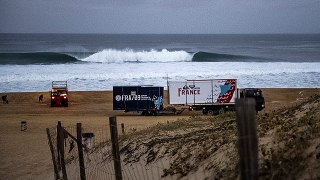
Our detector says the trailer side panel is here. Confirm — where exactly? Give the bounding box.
[168,79,237,105]
[113,86,164,111]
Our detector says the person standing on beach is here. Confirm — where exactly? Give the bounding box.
[38,94,43,103]
[2,95,8,104]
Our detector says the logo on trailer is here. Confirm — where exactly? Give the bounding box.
[115,95,122,101]
[153,96,163,110]
[217,79,236,103]
[178,85,200,96]
[115,94,151,101]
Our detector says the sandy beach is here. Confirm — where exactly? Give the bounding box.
[0,88,319,179]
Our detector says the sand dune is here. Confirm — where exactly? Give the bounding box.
[0,88,319,179]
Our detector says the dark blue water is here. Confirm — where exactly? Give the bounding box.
[1,33,320,64]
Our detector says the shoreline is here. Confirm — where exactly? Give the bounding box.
[1,87,319,93]
[1,88,319,112]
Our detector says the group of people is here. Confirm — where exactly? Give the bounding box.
[1,94,44,104]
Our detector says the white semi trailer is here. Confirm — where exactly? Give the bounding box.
[168,79,265,115]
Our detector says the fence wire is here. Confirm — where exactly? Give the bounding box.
[47,116,240,180]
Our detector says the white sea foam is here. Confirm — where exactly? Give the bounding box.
[1,62,320,92]
[81,49,193,63]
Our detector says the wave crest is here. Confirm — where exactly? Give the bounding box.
[81,49,193,63]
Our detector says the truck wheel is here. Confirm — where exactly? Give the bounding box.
[152,111,157,116]
[208,110,214,116]
[218,108,225,114]
[142,110,151,116]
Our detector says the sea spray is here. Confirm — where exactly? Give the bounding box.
[81,49,193,63]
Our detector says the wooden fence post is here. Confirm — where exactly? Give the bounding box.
[77,123,86,180]
[46,128,60,180]
[121,123,125,135]
[109,116,123,180]
[56,122,61,172]
[57,121,68,180]
[236,98,258,180]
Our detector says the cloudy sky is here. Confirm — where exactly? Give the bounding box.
[0,0,319,34]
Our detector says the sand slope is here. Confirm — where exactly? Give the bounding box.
[0,88,319,179]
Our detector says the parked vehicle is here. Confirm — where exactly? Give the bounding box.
[239,88,265,112]
[168,79,265,115]
[50,81,68,107]
[113,80,265,116]
[113,86,164,115]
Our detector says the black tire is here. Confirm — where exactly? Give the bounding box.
[208,109,214,116]
[142,110,150,116]
[152,111,157,116]
[218,108,225,114]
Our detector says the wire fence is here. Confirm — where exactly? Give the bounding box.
[47,123,173,180]
[46,98,260,180]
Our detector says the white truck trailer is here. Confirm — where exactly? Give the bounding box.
[168,79,265,115]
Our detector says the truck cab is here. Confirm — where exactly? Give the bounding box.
[239,88,265,112]
[50,81,68,107]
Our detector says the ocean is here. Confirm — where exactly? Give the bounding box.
[0,33,319,92]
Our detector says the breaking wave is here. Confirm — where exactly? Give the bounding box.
[0,49,259,65]
[79,49,257,63]
[81,49,192,63]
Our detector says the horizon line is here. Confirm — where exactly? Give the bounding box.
[1,32,320,35]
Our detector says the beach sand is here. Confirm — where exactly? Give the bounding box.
[0,88,319,179]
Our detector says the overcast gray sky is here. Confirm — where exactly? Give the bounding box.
[0,0,319,34]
